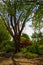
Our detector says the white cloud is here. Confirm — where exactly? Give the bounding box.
[23,20,34,39]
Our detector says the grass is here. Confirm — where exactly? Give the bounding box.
[14,52,39,58]
[23,52,39,58]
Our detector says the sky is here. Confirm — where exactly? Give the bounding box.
[23,19,34,39]
[0,0,2,2]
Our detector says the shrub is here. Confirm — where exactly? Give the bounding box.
[21,48,27,53]
[27,43,39,54]
[27,43,43,55]
[20,34,32,48]
[14,52,38,58]
[14,53,23,58]
[23,52,38,58]
[20,37,26,43]
[20,38,31,47]
[14,54,21,58]
[38,45,43,55]
[0,40,15,52]
[23,39,31,46]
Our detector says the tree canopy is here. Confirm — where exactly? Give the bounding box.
[0,0,37,37]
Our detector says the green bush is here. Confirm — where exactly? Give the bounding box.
[14,54,21,58]
[23,52,38,58]
[14,52,38,58]
[27,43,39,54]
[21,48,27,53]
[27,43,43,55]
[38,45,43,55]
[20,37,26,43]
[0,40,15,52]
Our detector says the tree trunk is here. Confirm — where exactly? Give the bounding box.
[11,53,20,65]
[11,35,21,65]
[13,35,20,53]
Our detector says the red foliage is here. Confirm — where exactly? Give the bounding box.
[20,39,31,47]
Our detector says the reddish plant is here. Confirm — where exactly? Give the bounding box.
[20,39,32,47]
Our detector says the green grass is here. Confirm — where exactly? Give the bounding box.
[14,53,23,58]
[14,52,39,58]
[23,52,39,58]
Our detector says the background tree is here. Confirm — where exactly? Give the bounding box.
[31,4,43,43]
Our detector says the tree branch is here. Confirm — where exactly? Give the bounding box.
[2,0,6,3]
[19,17,27,35]
[20,16,32,35]
[17,11,23,33]
[10,15,15,32]
[14,4,17,35]
[2,17,14,37]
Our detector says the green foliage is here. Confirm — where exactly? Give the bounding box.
[20,37,31,47]
[20,34,31,47]
[38,45,43,55]
[0,40,14,52]
[32,32,43,43]
[21,48,27,53]
[20,37,26,43]
[14,52,38,58]
[14,54,21,58]
[27,43,39,54]
[0,0,34,20]
[14,53,23,58]
[0,19,11,43]
[27,43,43,55]
[14,51,38,58]
[20,34,30,43]
[31,4,43,43]
[23,52,38,58]
[22,33,30,40]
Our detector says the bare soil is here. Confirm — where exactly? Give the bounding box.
[0,56,43,65]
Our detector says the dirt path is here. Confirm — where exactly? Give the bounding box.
[0,56,43,65]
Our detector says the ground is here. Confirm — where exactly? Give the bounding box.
[0,56,43,65]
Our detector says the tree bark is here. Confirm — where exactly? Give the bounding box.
[13,35,21,53]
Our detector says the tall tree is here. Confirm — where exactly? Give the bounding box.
[0,0,39,53]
